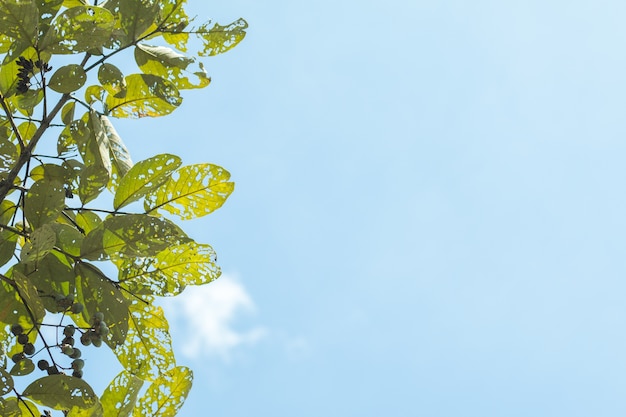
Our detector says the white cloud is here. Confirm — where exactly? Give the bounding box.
[160,274,266,360]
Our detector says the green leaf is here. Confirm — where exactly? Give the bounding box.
[197,18,248,56]
[20,224,56,263]
[61,101,76,125]
[133,366,192,416]
[29,162,72,183]
[114,154,181,210]
[49,222,83,257]
[67,400,104,417]
[77,163,109,204]
[0,397,21,417]
[40,6,115,54]
[16,397,40,416]
[15,254,75,314]
[105,73,182,118]
[100,370,144,417]
[0,365,13,395]
[102,0,160,44]
[114,298,175,381]
[144,163,234,220]
[101,115,133,187]
[48,64,87,93]
[0,0,38,45]
[121,242,220,296]
[74,210,102,235]
[0,201,17,267]
[135,43,210,90]
[98,63,126,96]
[0,279,25,326]
[0,135,18,178]
[12,270,45,323]
[24,179,65,228]
[23,375,97,410]
[9,357,34,376]
[35,0,64,34]
[75,262,129,347]
[81,214,189,261]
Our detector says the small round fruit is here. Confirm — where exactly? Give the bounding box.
[72,370,83,379]
[80,332,91,346]
[70,303,83,314]
[97,322,109,336]
[11,353,24,363]
[69,348,81,359]
[23,343,35,355]
[62,336,75,346]
[93,312,104,323]
[17,333,29,345]
[10,324,23,335]
[61,344,74,356]
[37,359,49,370]
[63,325,76,337]
[91,336,102,348]
[47,366,60,375]
[71,359,84,371]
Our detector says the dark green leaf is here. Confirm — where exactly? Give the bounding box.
[23,375,97,410]
[48,64,87,93]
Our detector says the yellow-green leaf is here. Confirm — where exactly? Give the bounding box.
[40,6,115,54]
[101,115,133,187]
[197,18,248,56]
[23,375,97,411]
[144,163,234,220]
[98,63,126,96]
[67,400,104,417]
[135,43,210,90]
[0,201,17,267]
[105,73,181,118]
[100,370,144,417]
[20,224,56,263]
[24,179,65,228]
[48,64,86,93]
[81,214,189,261]
[0,135,18,178]
[12,270,45,323]
[121,242,220,296]
[75,262,129,347]
[103,0,160,44]
[114,154,181,210]
[133,366,192,417]
[0,366,13,395]
[114,298,175,381]
[0,0,38,45]
[61,101,76,125]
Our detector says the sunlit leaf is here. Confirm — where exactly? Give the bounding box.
[24,179,65,228]
[114,154,181,210]
[197,18,248,56]
[12,270,45,323]
[0,200,17,267]
[135,43,210,90]
[100,370,144,417]
[61,101,76,125]
[0,366,13,395]
[121,242,220,296]
[98,63,126,96]
[20,223,56,263]
[114,298,175,381]
[0,136,18,178]
[103,0,160,45]
[0,0,38,45]
[23,375,97,410]
[81,214,189,261]
[101,115,133,187]
[144,163,234,220]
[105,74,182,118]
[67,399,104,417]
[133,366,192,416]
[40,6,115,54]
[75,262,129,347]
[48,64,87,93]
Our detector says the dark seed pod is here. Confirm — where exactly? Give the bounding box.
[23,343,35,355]
[11,324,23,335]
[17,333,29,345]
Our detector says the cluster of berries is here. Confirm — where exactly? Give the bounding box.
[79,312,109,348]
[15,56,52,94]
[9,324,35,363]
[8,312,108,380]
[53,293,84,315]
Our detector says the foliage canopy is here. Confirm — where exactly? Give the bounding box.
[0,0,246,415]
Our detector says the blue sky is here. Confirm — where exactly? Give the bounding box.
[80,0,626,416]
